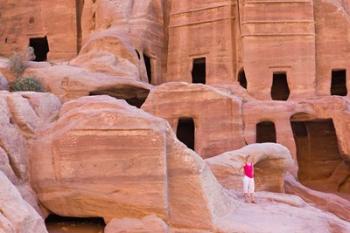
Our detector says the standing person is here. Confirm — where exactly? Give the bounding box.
[242,155,256,203]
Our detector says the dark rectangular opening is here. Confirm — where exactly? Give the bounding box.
[291,121,308,137]
[89,87,150,108]
[176,118,195,150]
[256,121,276,143]
[291,118,350,194]
[271,72,290,100]
[29,37,49,61]
[46,214,105,233]
[75,0,84,53]
[331,70,347,96]
[143,54,152,84]
[192,57,206,84]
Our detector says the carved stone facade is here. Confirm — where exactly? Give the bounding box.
[0,0,79,60]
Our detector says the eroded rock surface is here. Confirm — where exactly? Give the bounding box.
[207,143,293,193]
[0,91,60,232]
[142,82,245,158]
[285,173,350,221]
[0,75,8,91]
[105,215,168,233]
[30,96,234,231]
[25,63,152,103]
[218,191,350,233]
[0,171,47,233]
[29,96,350,233]
[1,1,350,232]
[243,97,350,195]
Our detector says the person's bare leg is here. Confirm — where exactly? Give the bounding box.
[244,193,250,203]
[250,178,256,203]
[250,193,256,203]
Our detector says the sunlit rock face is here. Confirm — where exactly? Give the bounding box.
[242,97,350,196]
[29,96,235,231]
[45,215,105,233]
[0,0,78,60]
[142,82,245,158]
[207,143,293,193]
[1,0,350,232]
[0,171,48,233]
[0,91,60,233]
[27,96,350,233]
[0,0,166,83]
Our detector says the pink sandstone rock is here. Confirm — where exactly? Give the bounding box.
[0,91,60,222]
[81,0,166,84]
[285,173,350,221]
[241,0,316,100]
[16,183,48,219]
[0,171,47,233]
[0,147,17,184]
[0,0,350,98]
[1,1,350,232]
[70,29,142,80]
[206,143,293,193]
[0,0,80,60]
[217,190,350,233]
[166,0,236,85]
[142,82,245,158]
[28,96,350,232]
[29,95,234,231]
[0,0,166,83]
[0,214,14,233]
[242,96,350,194]
[24,63,152,103]
[315,0,350,96]
[68,0,166,85]
[105,215,168,233]
[0,92,32,180]
[0,92,60,178]
[0,75,8,91]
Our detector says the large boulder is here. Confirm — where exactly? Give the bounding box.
[0,91,61,181]
[0,91,61,223]
[70,29,141,79]
[0,91,60,181]
[81,0,166,84]
[207,143,293,192]
[29,95,234,231]
[26,64,152,103]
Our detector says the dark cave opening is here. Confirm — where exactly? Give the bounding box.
[45,214,105,233]
[29,37,49,61]
[238,68,247,89]
[331,69,347,96]
[192,57,206,84]
[291,117,350,194]
[176,117,195,150]
[89,87,150,108]
[75,0,84,53]
[271,72,290,101]
[143,53,152,84]
[256,121,276,143]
